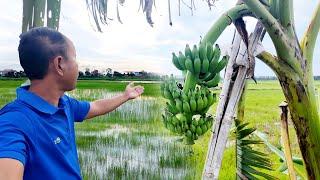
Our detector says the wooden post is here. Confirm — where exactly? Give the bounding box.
[202,22,265,179]
[279,101,296,180]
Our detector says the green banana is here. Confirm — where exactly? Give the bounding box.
[185,44,192,59]
[172,90,180,98]
[207,92,214,106]
[178,51,187,70]
[171,116,179,125]
[172,52,183,70]
[196,96,204,112]
[201,124,208,134]
[167,123,174,132]
[211,44,221,63]
[166,102,178,114]
[175,99,183,112]
[169,99,176,107]
[186,130,193,139]
[193,57,201,75]
[185,56,194,73]
[182,124,187,132]
[199,43,207,60]
[181,92,189,102]
[192,45,199,60]
[196,126,202,136]
[190,124,196,133]
[187,90,192,98]
[198,118,205,125]
[200,72,215,82]
[206,43,214,60]
[209,54,219,73]
[201,57,210,74]
[192,119,198,126]
[176,125,182,134]
[164,89,173,100]
[182,101,191,113]
[202,95,208,109]
[206,73,220,88]
[190,97,197,112]
[176,113,187,123]
[213,55,229,74]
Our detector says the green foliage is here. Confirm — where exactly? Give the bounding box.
[255,131,307,179]
[235,119,276,180]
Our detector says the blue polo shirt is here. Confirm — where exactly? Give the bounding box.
[0,86,90,179]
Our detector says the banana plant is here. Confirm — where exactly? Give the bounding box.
[22,0,61,32]
[195,1,320,178]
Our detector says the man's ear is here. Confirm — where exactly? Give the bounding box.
[52,56,65,76]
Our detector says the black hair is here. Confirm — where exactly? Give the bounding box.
[18,27,68,80]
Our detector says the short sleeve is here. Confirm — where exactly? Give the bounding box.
[0,112,28,166]
[67,96,90,122]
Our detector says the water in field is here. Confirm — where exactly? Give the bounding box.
[0,80,304,179]
[70,89,198,180]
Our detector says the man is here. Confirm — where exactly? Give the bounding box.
[0,27,144,179]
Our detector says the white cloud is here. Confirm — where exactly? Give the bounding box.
[0,0,319,77]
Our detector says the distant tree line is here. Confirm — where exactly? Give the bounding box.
[3,69,320,81]
[0,69,26,78]
[0,68,162,81]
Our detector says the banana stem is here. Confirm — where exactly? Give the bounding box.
[183,71,197,94]
[202,4,251,44]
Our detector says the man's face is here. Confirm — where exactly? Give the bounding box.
[60,39,79,91]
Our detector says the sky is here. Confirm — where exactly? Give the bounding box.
[0,0,319,76]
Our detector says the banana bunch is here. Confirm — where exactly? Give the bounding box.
[162,112,214,144]
[186,114,214,142]
[162,113,188,135]
[161,79,216,115]
[184,86,216,115]
[172,43,229,88]
[162,42,227,145]
[160,76,183,115]
[161,76,217,144]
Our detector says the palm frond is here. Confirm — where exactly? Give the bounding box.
[85,0,111,32]
[235,119,276,180]
[84,0,218,31]
[255,131,307,179]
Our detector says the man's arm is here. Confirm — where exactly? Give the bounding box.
[85,82,144,119]
[0,158,24,180]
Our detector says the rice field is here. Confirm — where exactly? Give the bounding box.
[69,89,198,179]
[1,79,320,179]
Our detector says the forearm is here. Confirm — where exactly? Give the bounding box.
[87,93,129,119]
[85,82,144,120]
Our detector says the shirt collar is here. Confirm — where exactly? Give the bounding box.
[16,85,67,115]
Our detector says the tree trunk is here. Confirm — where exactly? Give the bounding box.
[278,75,320,179]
